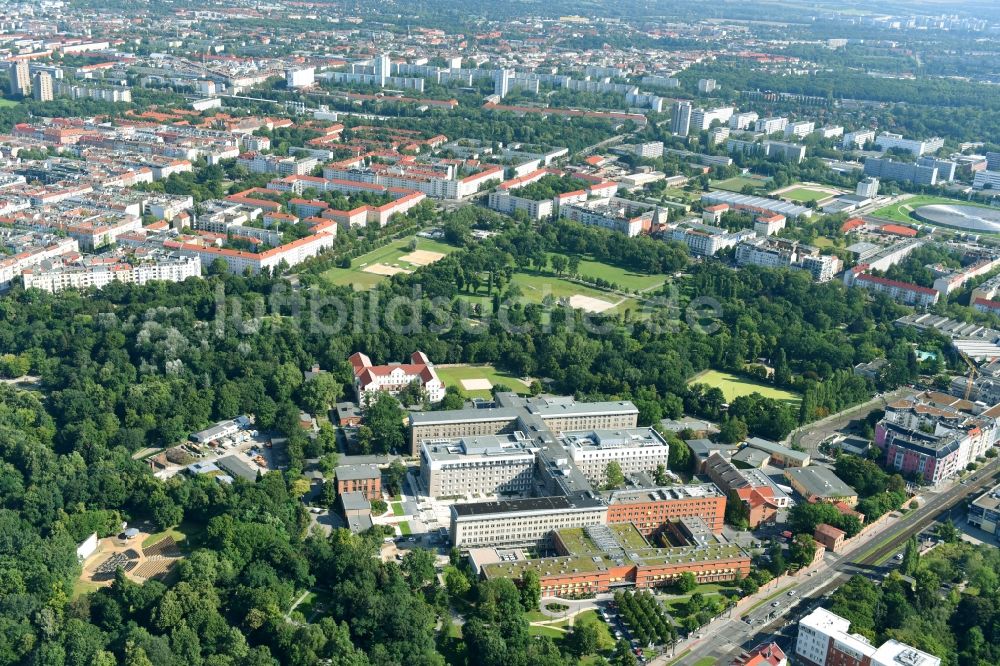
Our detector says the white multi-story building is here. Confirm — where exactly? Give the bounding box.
[0,231,80,290]
[561,197,658,237]
[671,221,754,256]
[349,351,446,404]
[856,177,879,199]
[420,433,538,498]
[563,428,670,486]
[801,254,841,283]
[875,132,945,156]
[729,111,759,130]
[973,170,1000,190]
[691,106,735,131]
[450,496,608,548]
[697,78,717,93]
[22,251,201,293]
[796,608,941,666]
[784,121,815,138]
[487,191,554,220]
[736,237,797,270]
[285,67,315,88]
[842,129,876,150]
[755,117,788,135]
[33,71,53,101]
[671,101,692,136]
[8,60,30,96]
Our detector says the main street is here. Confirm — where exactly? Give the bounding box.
[662,459,1000,665]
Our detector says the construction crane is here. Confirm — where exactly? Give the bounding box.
[959,350,979,401]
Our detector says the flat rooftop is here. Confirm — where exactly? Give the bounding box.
[335,463,380,481]
[745,437,811,463]
[784,466,857,499]
[971,482,1000,512]
[422,432,536,462]
[452,495,577,518]
[562,427,668,451]
[605,484,723,505]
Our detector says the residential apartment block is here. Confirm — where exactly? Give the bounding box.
[875,132,944,157]
[561,196,660,237]
[876,391,1000,484]
[671,221,754,256]
[21,250,200,293]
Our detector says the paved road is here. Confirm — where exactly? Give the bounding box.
[666,459,1000,665]
[787,387,912,459]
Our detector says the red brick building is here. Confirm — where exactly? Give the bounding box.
[335,464,381,499]
[813,523,845,552]
[605,484,727,536]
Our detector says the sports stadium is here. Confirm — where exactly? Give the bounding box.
[913,204,1000,233]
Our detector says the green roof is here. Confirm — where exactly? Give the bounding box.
[481,525,747,580]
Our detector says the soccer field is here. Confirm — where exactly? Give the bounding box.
[711,175,772,193]
[434,364,531,399]
[688,369,801,407]
[782,187,833,202]
[320,236,457,289]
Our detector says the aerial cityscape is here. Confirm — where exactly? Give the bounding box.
[3,0,1000,664]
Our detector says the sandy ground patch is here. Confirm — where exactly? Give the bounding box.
[400,250,446,266]
[568,294,616,312]
[461,378,493,391]
[362,263,412,276]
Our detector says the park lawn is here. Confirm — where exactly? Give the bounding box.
[688,369,801,407]
[574,610,615,651]
[398,521,412,535]
[297,589,333,621]
[320,236,457,289]
[0,98,19,108]
[711,175,772,193]
[391,502,404,516]
[72,578,104,600]
[435,363,531,399]
[571,255,667,292]
[663,187,699,203]
[528,624,566,638]
[871,195,996,225]
[781,186,835,202]
[524,609,550,622]
[812,236,834,248]
[142,520,204,552]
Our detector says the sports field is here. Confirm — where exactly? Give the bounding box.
[872,195,996,225]
[435,363,531,399]
[781,187,834,202]
[320,236,456,289]
[509,271,628,312]
[0,99,19,108]
[711,175,772,193]
[687,369,801,407]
